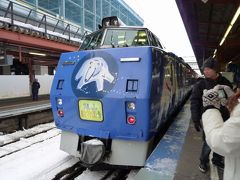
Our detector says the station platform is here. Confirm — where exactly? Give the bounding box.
[0,95,51,118]
[134,101,222,180]
[0,95,50,109]
[0,95,52,133]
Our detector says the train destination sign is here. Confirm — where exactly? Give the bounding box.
[79,100,103,121]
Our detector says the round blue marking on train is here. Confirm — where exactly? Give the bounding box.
[72,51,118,98]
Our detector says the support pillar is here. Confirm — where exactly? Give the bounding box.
[28,58,35,97]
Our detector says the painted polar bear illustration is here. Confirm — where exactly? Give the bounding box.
[75,57,114,91]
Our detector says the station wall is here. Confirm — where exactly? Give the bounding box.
[0,75,53,99]
[36,75,54,95]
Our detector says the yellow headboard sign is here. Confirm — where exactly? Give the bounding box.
[79,100,103,121]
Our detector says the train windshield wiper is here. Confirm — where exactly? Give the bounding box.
[111,42,115,48]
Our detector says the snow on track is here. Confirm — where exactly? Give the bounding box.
[0,135,79,180]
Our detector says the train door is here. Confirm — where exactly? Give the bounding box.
[179,63,184,101]
[175,61,181,105]
[183,65,188,94]
[161,55,173,118]
[150,48,164,130]
[170,60,177,109]
[148,31,173,128]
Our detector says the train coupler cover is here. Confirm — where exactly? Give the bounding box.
[79,139,105,165]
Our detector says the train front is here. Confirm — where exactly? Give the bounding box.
[50,18,154,167]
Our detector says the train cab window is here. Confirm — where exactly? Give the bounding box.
[103,29,149,48]
[148,32,158,47]
[154,36,163,49]
[179,64,183,87]
[80,35,91,50]
[148,32,163,49]
[133,30,148,46]
[80,30,103,50]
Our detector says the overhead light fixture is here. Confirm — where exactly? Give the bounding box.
[212,49,217,58]
[29,52,46,56]
[201,0,208,3]
[219,5,240,46]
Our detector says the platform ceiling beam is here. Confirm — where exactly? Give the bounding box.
[0,29,78,52]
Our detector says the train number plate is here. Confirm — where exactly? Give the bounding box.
[78,100,103,121]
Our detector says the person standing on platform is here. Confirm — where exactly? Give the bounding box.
[32,79,40,101]
[202,85,240,180]
[190,57,233,173]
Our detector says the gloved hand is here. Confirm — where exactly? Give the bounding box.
[194,121,202,132]
[214,85,234,97]
[202,88,221,109]
[213,85,234,106]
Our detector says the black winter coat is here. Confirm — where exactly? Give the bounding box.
[190,74,232,124]
[32,81,40,93]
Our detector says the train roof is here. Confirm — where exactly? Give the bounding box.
[101,25,148,30]
[85,26,151,36]
[80,24,164,50]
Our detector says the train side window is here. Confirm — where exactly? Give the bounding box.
[153,37,159,48]
[170,63,174,83]
[148,32,154,46]
[179,64,183,87]
[176,62,179,81]
[182,65,187,86]
[80,30,103,50]
[79,35,92,50]
[154,35,163,49]
[148,32,158,47]
[152,34,160,48]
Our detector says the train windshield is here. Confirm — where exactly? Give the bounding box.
[80,30,104,50]
[103,29,149,48]
[80,29,149,50]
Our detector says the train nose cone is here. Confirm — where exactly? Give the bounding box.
[79,139,105,166]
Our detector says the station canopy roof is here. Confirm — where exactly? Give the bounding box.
[175,0,240,71]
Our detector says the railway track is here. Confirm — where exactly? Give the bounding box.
[0,122,59,158]
[0,122,140,179]
[0,122,56,146]
[100,169,131,180]
[52,162,87,180]
[52,163,139,180]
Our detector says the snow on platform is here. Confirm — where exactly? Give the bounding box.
[134,103,191,180]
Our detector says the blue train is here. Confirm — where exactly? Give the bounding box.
[50,16,197,167]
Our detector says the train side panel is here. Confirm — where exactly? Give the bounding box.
[150,48,169,131]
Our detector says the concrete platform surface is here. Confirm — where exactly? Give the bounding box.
[134,101,223,180]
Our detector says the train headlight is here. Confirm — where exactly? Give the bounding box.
[101,16,124,28]
[127,102,135,110]
[57,98,63,105]
[127,116,136,125]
